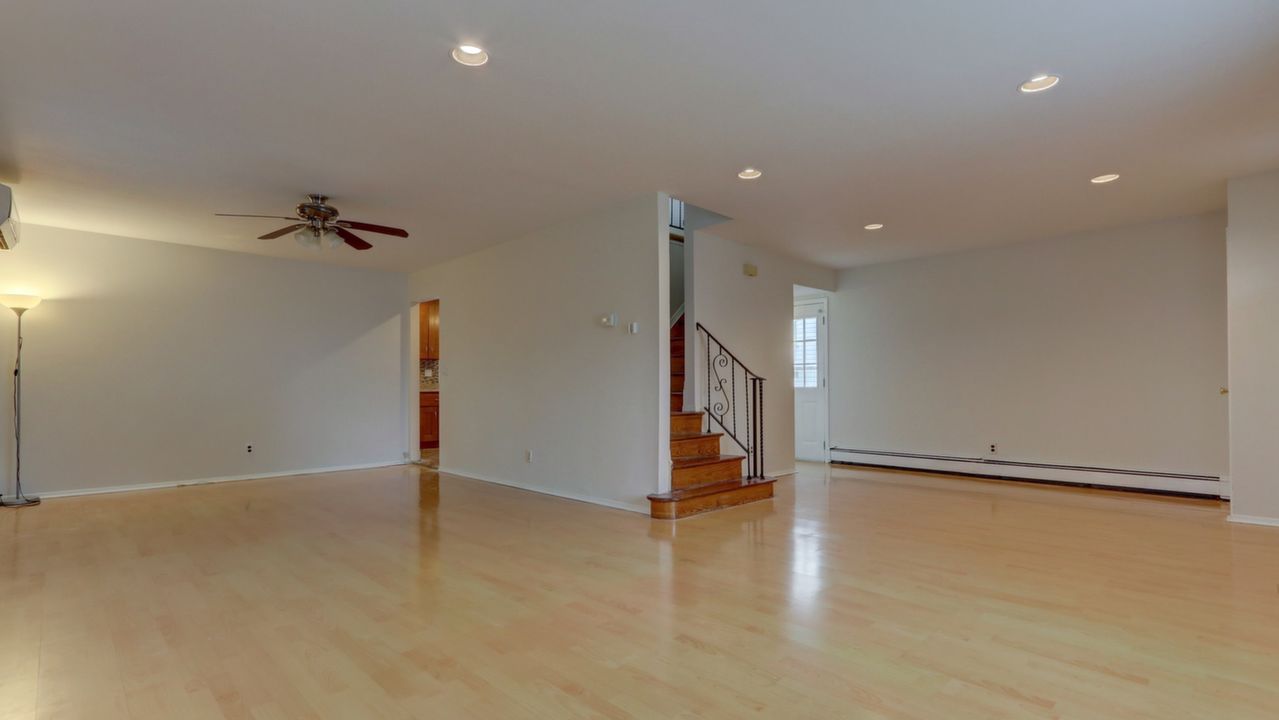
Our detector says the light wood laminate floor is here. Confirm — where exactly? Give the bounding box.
[2,463,1277,719]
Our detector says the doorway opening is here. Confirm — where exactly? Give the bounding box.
[794,295,829,462]
[418,299,440,469]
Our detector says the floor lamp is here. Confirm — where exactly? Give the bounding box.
[1,294,41,507]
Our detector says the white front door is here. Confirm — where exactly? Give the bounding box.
[794,298,829,462]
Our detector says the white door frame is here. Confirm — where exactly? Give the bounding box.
[407,297,441,465]
[407,301,424,464]
[794,296,830,462]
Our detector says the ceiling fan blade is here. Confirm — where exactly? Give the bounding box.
[336,220,409,238]
[334,226,373,250]
[216,213,300,220]
[258,223,306,240]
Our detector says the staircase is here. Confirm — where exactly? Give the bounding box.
[647,316,775,519]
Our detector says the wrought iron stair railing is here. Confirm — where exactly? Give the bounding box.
[695,323,765,479]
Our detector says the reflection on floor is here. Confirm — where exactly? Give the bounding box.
[3,462,1275,718]
[418,447,439,469]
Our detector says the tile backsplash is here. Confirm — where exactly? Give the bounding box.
[420,359,439,390]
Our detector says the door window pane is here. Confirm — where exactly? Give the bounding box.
[793,315,819,388]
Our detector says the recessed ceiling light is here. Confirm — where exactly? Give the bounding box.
[1018,74,1061,93]
[452,44,489,67]
[864,223,884,230]
[1090,173,1121,184]
[737,168,762,180]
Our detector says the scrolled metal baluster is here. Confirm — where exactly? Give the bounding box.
[694,323,767,479]
[708,336,716,430]
[746,378,757,478]
[709,347,731,422]
[752,381,762,480]
[730,356,737,441]
[746,376,753,478]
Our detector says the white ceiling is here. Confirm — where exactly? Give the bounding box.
[2,1,1278,272]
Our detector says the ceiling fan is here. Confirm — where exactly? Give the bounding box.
[216,194,408,251]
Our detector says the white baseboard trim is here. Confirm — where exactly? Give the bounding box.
[831,448,1223,497]
[1227,514,1279,528]
[767,468,798,479]
[33,461,406,500]
[436,466,649,515]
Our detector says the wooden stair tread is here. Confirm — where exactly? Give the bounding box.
[673,454,743,469]
[671,432,722,441]
[671,411,704,417]
[648,476,775,502]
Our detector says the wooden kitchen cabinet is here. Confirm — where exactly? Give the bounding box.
[419,300,440,360]
[419,392,439,448]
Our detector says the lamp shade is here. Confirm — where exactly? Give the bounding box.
[0,294,41,313]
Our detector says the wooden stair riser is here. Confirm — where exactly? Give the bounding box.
[670,393,684,411]
[671,373,685,393]
[649,481,775,520]
[670,413,704,434]
[671,435,721,459]
[673,457,743,489]
[670,357,685,374]
[671,338,685,356]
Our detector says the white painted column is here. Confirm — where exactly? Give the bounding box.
[1226,169,1279,526]
[683,229,699,413]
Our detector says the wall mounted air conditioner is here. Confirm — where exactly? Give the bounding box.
[0,184,19,249]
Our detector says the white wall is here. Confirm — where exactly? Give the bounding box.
[408,194,668,512]
[826,214,1229,491]
[670,239,685,317]
[0,225,409,497]
[1226,170,1279,524]
[690,231,837,477]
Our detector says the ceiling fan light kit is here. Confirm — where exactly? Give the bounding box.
[215,194,408,251]
[294,227,344,250]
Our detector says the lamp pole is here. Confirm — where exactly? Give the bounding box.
[2,296,41,507]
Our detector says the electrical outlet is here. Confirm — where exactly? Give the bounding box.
[246,444,254,453]
[525,449,533,463]
[989,443,998,454]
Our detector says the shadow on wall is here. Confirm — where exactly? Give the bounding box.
[0,225,412,495]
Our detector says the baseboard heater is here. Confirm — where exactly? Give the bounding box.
[830,447,1225,498]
